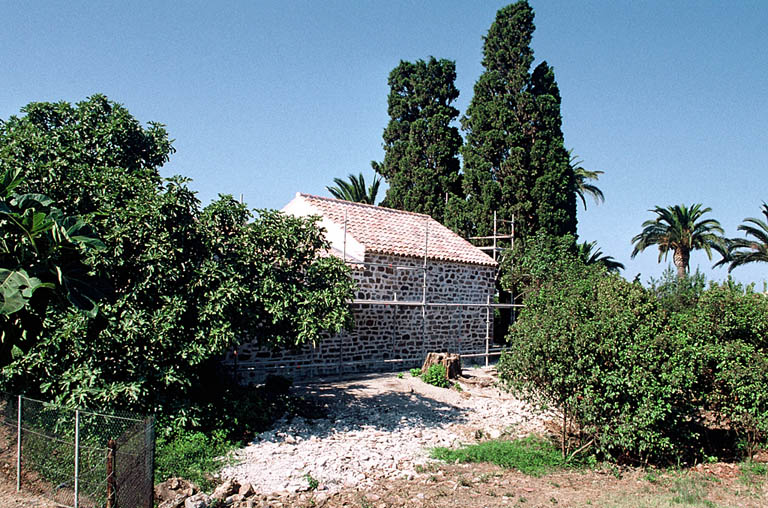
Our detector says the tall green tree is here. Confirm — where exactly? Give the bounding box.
[569,150,605,210]
[326,172,381,204]
[631,204,724,279]
[371,57,463,224]
[460,0,577,241]
[0,96,354,423]
[717,203,768,272]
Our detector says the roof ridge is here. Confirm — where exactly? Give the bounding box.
[298,193,433,219]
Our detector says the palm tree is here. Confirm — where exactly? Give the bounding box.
[569,150,605,210]
[326,173,381,205]
[577,241,624,272]
[717,203,768,272]
[631,204,724,279]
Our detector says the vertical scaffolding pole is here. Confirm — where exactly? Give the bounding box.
[492,211,497,262]
[340,210,348,376]
[511,214,515,322]
[485,295,491,367]
[342,209,348,263]
[422,221,429,358]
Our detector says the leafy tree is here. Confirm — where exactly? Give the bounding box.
[326,172,381,204]
[576,241,623,272]
[631,204,724,279]
[0,96,355,425]
[498,244,702,462]
[371,57,462,224]
[0,168,105,363]
[569,150,604,210]
[716,203,768,272]
[0,95,172,217]
[460,0,577,241]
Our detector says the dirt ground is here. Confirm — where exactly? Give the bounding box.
[269,460,768,508]
[0,473,58,507]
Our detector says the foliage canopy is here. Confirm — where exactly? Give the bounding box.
[459,0,577,241]
[0,95,354,426]
[499,238,768,463]
[372,57,463,225]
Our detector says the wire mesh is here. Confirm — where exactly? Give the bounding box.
[0,391,154,508]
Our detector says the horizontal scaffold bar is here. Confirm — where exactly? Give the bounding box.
[349,299,523,308]
[468,235,514,240]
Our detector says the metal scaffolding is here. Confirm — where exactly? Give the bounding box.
[340,210,520,368]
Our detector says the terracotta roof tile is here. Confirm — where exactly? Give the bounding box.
[295,194,496,267]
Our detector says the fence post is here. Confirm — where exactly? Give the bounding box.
[74,409,80,508]
[106,439,116,508]
[145,418,155,508]
[16,395,21,492]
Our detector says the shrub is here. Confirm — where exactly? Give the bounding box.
[709,342,768,458]
[499,243,703,463]
[410,368,422,377]
[499,240,768,465]
[648,267,707,313]
[421,364,449,388]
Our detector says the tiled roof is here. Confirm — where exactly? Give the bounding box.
[293,193,496,267]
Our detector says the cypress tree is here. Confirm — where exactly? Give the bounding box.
[372,57,463,224]
[460,1,576,242]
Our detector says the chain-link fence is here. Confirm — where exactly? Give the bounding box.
[0,392,154,508]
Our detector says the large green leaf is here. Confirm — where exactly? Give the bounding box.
[0,268,47,315]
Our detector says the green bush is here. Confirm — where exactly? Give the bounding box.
[499,239,768,464]
[410,368,422,377]
[648,266,707,313]
[499,236,703,463]
[421,364,449,388]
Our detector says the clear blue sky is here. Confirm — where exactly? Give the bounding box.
[3,1,767,286]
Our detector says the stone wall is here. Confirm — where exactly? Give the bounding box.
[223,253,496,383]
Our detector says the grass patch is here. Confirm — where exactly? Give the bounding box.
[739,460,768,486]
[155,429,238,490]
[430,435,566,476]
[669,475,716,506]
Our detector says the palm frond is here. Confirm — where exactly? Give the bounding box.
[326,173,381,204]
[578,241,624,272]
[569,149,605,210]
[723,203,768,272]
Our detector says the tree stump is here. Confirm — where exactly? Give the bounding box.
[421,352,462,380]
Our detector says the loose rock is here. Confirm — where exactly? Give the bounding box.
[222,367,548,494]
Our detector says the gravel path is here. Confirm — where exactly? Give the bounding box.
[222,367,548,494]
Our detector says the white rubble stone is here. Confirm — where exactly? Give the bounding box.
[221,368,549,494]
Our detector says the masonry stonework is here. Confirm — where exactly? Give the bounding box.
[223,253,496,383]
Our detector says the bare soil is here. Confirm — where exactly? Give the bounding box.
[280,461,768,508]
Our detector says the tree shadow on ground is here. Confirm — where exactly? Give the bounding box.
[255,374,472,442]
